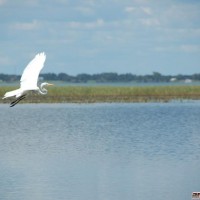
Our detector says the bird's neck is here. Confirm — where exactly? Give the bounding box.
[38,83,47,95]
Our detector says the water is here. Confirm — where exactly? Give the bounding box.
[0,103,200,200]
[2,80,200,87]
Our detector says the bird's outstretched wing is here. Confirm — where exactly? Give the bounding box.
[20,52,46,90]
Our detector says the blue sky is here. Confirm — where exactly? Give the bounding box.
[0,0,200,75]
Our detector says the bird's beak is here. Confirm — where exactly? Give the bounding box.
[47,83,54,86]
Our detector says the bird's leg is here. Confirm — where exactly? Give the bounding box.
[10,95,26,107]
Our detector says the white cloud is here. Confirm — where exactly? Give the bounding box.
[154,46,178,53]
[154,44,200,53]
[125,6,153,15]
[10,20,40,31]
[0,0,6,6]
[67,19,104,29]
[91,30,128,46]
[180,44,200,53]
[141,7,152,15]
[56,0,69,5]
[124,6,136,13]
[83,0,96,6]
[140,18,160,26]
[162,4,200,27]
[19,0,39,6]
[134,0,148,3]
[75,6,95,15]
[155,27,200,43]
[187,28,200,38]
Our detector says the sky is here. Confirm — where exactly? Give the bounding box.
[0,0,200,75]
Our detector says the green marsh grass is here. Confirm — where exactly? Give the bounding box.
[1,85,200,104]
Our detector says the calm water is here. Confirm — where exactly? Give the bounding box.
[0,103,200,200]
[2,80,200,87]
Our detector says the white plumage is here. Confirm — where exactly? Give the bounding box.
[2,52,53,107]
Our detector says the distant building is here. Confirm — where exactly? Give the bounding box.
[170,77,177,82]
[184,79,192,83]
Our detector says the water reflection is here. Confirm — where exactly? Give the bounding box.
[0,103,200,200]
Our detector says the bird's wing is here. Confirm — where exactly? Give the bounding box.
[20,52,46,90]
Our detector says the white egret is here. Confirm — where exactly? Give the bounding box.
[2,52,53,107]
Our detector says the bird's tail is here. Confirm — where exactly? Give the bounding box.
[2,89,22,99]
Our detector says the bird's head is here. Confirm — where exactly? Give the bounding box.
[41,82,54,88]
[38,82,54,95]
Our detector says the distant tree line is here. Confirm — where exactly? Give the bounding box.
[0,72,200,83]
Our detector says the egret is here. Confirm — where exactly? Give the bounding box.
[2,52,53,107]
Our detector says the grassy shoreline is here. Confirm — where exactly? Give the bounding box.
[1,85,200,104]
